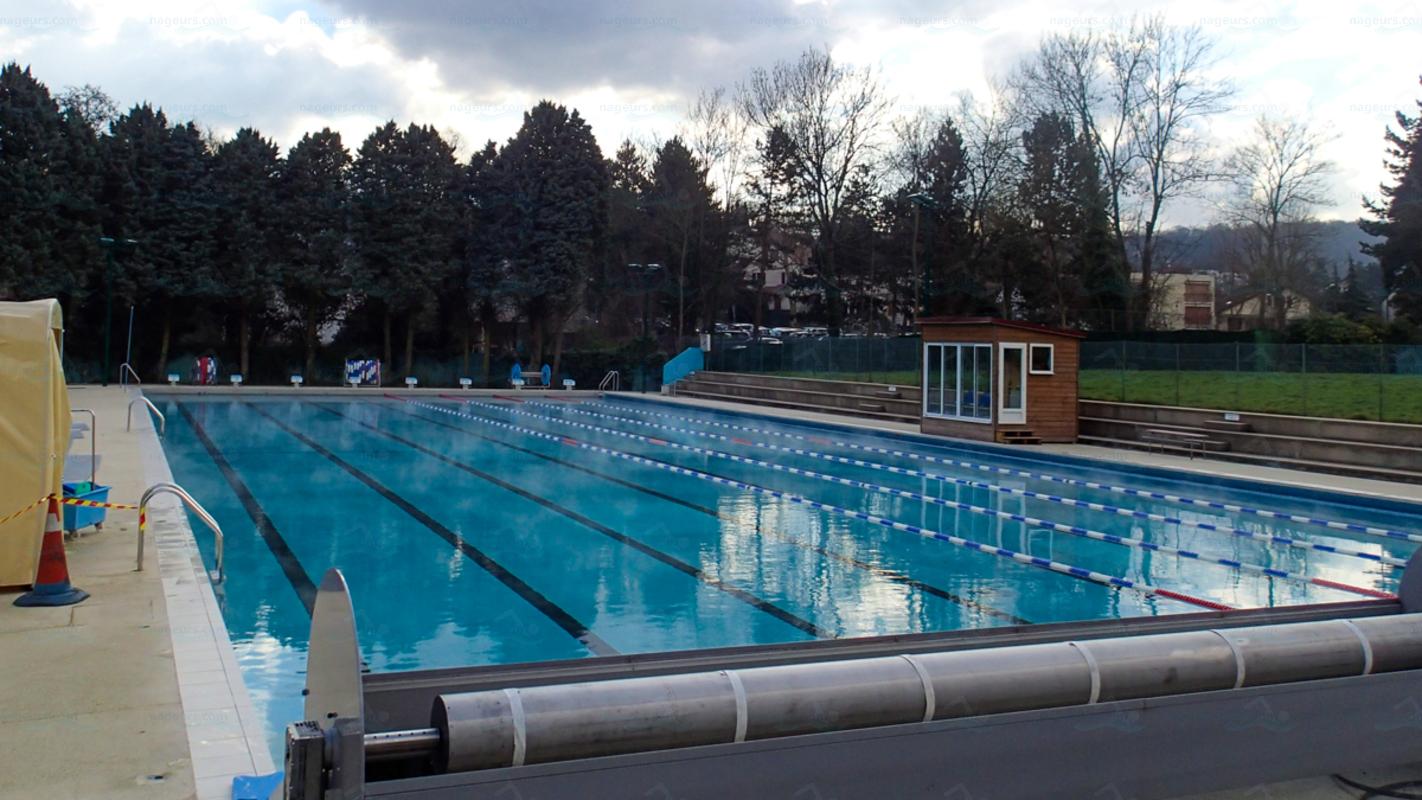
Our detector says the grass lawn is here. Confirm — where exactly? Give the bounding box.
[765,368,1422,424]
[1079,370,1422,424]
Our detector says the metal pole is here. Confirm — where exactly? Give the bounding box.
[102,248,114,386]
[1301,344,1308,417]
[1119,341,1127,402]
[1175,343,1181,406]
[125,305,135,369]
[1379,343,1386,421]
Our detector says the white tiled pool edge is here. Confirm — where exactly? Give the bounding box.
[137,412,276,798]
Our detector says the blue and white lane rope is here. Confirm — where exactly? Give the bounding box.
[522,400,1407,569]
[394,396,1231,611]
[453,398,1393,601]
[588,398,1422,546]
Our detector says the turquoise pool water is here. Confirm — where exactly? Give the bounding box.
[155,394,1419,758]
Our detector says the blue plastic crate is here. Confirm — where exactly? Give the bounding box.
[62,482,110,533]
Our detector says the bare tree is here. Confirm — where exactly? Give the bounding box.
[56,84,117,131]
[1225,116,1336,329]
[740,46,891,334]
[1127,17,1232,326]
[1012,16,1230,328]
[686,86,748,209]
[955,86,1025,315]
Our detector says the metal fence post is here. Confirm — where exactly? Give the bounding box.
[1234,342,1241,410]
[1379,343,1386,422]
[1174,343,1181,407]
[1119,341,1127,402]
[1301,343,1308,417]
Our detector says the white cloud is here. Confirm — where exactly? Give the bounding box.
[0,0,1417,226]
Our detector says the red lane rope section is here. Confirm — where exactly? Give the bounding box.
[1155,589,1234,611]
[1311,578,1395,599]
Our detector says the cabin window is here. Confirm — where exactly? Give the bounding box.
[923,343,992,422]
[1029,344,1054,375]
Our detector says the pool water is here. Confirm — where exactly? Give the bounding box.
[155,394,1419,758]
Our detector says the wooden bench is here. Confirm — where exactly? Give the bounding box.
[1141,428,1214,458]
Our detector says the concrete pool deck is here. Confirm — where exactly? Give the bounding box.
[0,386,271,800]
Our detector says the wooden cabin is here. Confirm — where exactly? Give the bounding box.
[917,317,1084,444]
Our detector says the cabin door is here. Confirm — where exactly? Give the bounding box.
[999,343,1027,425]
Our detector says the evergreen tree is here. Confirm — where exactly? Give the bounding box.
[278,128,351,378]
[646,136,716,339]
[1362,77,1422,321]
[462,140,502,384]
[486,101,607,372]
[743,125,801,332]
[351,122,461,374]
[1018,112,1084,326]
[599,140,651,337]
[212,127,281,376]
[104,107,216,374]
[0,64,101,301]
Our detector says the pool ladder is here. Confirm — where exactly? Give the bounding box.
[136,482,225,584]
[127,395,166,437]
[598,370,621,391]
[118,361,142,389]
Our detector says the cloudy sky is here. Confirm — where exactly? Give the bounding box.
[2,0,1418,226]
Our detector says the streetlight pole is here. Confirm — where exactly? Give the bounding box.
[98,236,138,385]
[907,192,939,320]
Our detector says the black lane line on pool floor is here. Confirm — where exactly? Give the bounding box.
[177,402,319,615]
[241,402,619,657]
[311,402,829,640]
[374,401,1031,627]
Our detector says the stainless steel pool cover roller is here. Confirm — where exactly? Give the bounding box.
[426,614,1422,773]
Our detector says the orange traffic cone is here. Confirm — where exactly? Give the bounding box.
[14,497,89,607]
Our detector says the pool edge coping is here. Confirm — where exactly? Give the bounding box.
[136,400,277,787]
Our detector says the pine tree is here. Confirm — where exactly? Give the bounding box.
[598,140,651,337]
[646,136,716,339]
[350,122,460,374]
[743,125,801,332]
[1362,77,1422,322]
[0,64,101,301]
[487,101,608,372]
[462,140,503,384]
[104,106,216,374]
[212,128,280,376]
[278,128,351,378]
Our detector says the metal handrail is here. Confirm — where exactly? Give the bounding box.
[127,395,166,437]
[70,408,97,485]
[137,482,224,584]
[119,362,141,389]
[598,370,620,391]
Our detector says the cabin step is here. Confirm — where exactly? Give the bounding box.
[997,430,1042,445]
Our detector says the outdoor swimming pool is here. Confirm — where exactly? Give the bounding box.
[155,393,1419,758]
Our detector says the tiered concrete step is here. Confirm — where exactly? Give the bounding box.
[1080,400,1422,482]
[673,372,920,424]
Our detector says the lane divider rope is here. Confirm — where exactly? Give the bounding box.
[462,398,1393,600]
[527,399,1406,568]
[399,396,1232,611]
[589,398,1422,545]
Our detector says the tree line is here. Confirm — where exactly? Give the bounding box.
[2,15,1420,384]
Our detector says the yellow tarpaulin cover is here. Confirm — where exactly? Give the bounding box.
[0,299,69,588]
